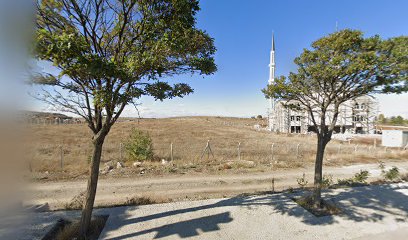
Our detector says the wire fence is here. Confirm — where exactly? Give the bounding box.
[28,138,408,172]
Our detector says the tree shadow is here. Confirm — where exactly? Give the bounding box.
[107,212,233,239]
[99,183,408,239]
[287,183,408,225]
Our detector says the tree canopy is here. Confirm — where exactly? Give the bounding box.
[34,0,216,133]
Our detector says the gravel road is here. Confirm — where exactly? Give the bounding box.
[25,161,408,210]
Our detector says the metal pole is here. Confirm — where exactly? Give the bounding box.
[170,142,174,162]
[119,143,123,161]
[238,142,241,160]
[271,143,275,160]
[296,143,300,158]
[272,177,275,193]
[60,145,64,169]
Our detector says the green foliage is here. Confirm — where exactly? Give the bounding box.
[34,0,217,131]
[378,115,408,126]
[321,174,334,188]
[353,170,370,183]
[124,128,153,161]
[337,170,370,186]
[296,173,308,189]
[383,166,400,181]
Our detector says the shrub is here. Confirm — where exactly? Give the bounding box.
[353,170,370,183]
[124,128,153,161]
[297,173,308,189]
[384,166,400,181]
[336,169,370,186]
[321,174,334,188]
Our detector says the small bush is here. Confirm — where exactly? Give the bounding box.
[321,174,333,188]
[124,128,153,161]
[336,169,369,186]
[297,173,308,189]
[384,166,400,181]
[353,170,370,183]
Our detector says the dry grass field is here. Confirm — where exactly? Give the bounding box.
[26,117,408,180]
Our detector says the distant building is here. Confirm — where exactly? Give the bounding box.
[266,34,378,134]
[382,130,408,148]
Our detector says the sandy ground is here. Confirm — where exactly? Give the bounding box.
[8,183,408,240]
[25,161,408,210]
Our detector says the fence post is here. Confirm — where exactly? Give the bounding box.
[60,145,64,169]
[237,142,241,161]
[374,138,377,148]
[337,145,341,155]
[170,142,174,162]
[296,143,300,158]
[271,143,275,160]
[272,177,275,193]
[354,145,358,153]
[119,143,123,161]
[200,140,214,160]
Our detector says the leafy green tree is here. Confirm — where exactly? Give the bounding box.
[390,115,405,125]
[34,0,216,237]
[377,114,386,124]
[263,30,407,207]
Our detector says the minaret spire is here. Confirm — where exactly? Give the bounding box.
[268,32,276,131]
[268,32,275,85]
[271,32,275,51]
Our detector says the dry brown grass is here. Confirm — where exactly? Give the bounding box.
[125,195,171,206]
[26,117,408,180]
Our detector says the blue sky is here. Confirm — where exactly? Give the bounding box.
[33,0,408,118]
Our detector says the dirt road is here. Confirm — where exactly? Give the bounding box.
[26,161,408,210]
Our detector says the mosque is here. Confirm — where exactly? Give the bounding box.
[266,34,378,134]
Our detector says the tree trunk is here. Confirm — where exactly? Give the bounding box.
[313,135,328,208]
[79,135,105,238]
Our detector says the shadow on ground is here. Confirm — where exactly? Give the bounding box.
[99,183,408,239]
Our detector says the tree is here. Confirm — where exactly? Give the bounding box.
[390,116,404,125]
[378,114,386,124]
[263,30,407,207]
[34,0,216,237]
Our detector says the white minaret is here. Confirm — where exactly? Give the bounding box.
[268,33,276,131]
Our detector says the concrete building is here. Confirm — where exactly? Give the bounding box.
[382,130,408,148]
[267,35,379,134]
